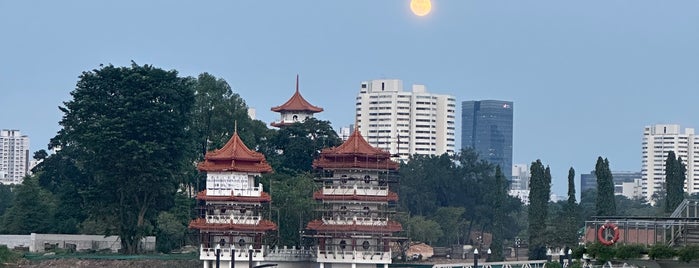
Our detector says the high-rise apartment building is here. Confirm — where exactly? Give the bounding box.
[641,124,699,203]
[355,79,456,161]
[461,100,513,179]
[580,171,643,200]
[0,129,30,185]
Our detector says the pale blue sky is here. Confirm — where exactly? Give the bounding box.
[1,1,698,195]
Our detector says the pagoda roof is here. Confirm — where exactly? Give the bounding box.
[270,75,323,113]
[198,131,273,173]
[189,219,277,232]
[313,190,398,202]
[312,129,399,170]
[306,220,402,233]
[195,191,272,203]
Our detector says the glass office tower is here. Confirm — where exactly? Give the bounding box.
[461,100,513,180]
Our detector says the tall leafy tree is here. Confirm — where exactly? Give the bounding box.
[269,118,342,174]
[528,160,550,260]
[595,157,616,216]
[1,177,55,234]
[268,172,317,247]
[562,167,579,248]
[665,151,686,213]
[488,166,507,261]
[53,63,194,253]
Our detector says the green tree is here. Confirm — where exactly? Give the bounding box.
[528,160,550,260]
[488,166,507,261]
[1,177,55,234]
[665,151,686,213]
[269,172,317,247]
[406,215,443,245]
[595,157,616,216]
[0,184,15,217]
[433,207,465,246]
[562,167,579,248]
[52,63,194,253]
[269,118,342,174]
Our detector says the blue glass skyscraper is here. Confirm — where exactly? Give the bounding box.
[461,100,513,179]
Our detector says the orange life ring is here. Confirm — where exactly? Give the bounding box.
[597,223,620,246]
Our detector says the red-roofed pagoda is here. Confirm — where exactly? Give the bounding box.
[189,130,276,268]
[306,128,402,268]
[270,75,323,127]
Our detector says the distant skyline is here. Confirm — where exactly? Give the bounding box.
[2,1,698,196]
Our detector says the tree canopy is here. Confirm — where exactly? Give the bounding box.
[665,151,687,213]
[595,157,616,216]
[528,160,550,260]
[52,63,195,253]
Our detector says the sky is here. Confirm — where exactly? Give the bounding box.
[1,1,698,196]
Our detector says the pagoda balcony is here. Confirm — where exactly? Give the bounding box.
[322,217,388,226]
[205,215,262,225]
[200,245,265,262]
[315,247,391,264]
[207,183,265,197]
[322,185,388,196]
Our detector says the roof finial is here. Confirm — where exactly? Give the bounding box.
[296,74,299,93]
[234,120,238,133]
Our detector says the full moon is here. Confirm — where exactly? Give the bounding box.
[410,0,432,17]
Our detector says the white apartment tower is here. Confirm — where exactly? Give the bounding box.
[0,129,30,185]
[641,124,699,203]
[355,79,456,161]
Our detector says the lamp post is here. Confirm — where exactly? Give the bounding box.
[215,244,221,268]
[546,248,552,262]
[473,248,479,268]
[231,245,235,268]
[559,248,564,266]
[486,248,491,262]
[248,245,254,268]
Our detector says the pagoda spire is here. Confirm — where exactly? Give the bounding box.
[296,74,299,93]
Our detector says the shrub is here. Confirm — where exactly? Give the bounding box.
[571,245,585,259]
[586,243,616,263]
[648,244,676,260]
[615,244,646,260]
[545,261,563,268]
[0,245,19,265]
[677,245,699,263]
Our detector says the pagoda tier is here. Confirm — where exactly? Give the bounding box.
[189,218,277,232]
[306,220,402,233]
[270,75,324,127]
[197,131,272,173]
[312,128,399,170]
[196,190,272,202]
[313,190,398,202]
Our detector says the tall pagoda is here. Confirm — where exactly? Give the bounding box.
[270,75,323,127]
[189,130,276,268]
[306,128,403,268]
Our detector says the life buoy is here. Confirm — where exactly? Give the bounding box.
[597,223,620,246]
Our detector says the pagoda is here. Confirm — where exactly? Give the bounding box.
[270,75,323,127]
[306,128,403,268]
[189,130,276,268]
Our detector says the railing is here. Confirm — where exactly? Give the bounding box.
[316,247,391,263]
[199,245,265,262]
[433,260,548,268]
[207,183,264,197]
[205,215,261,225]
[322,216,388,226]
[322,185,388,196]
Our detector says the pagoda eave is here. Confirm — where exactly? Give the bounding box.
[312,162,399,170]
[306,220,402,233]
[197,163,273,173]
[189,219,277,232]
[196,191,272,202]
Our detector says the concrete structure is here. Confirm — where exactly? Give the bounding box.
[0,233,155,253]
[641,124,699,203]
[0,129,30,185]
[355,79,456,161]
[461,100,513,181]
[270,75,323,128]
[580,171,643,200]
[511,164,530,191]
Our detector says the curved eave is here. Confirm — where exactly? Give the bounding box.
[306,220,402,233]
[312,160,399,171]
[313,191,398,202]
[196,191,272,203]
[197,162,273,173]
[270,121,294,128]
[189,219,277,232]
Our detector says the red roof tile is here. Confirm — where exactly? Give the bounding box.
[306,220,402,233]
[196,191,272,202]
[270,75,323,113]
[312,190,399,202]
[312,129,399,170]
[198,131,273,173]
[189,218,277,232]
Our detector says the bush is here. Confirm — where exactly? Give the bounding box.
[677,245,699,263]
[544,261,563,268]
[571,245,585,259]
[586,243,615,263]
[0,245,19,265]
[648,244,676,260]
[615,244,646,260]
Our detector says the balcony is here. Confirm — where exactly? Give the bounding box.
[322,185,388,196]
[205,215,261,225]
[207,183,264,197]
[322,217,388,226]
[315,247,391,264]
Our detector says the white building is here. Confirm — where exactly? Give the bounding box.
[0,129,30,185]
[641,124,699,203]
[355,79,456,161]
[511,164,530,191]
